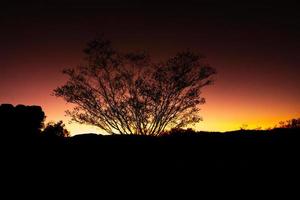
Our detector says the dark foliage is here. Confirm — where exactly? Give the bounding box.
[0,104,69,141]
[42,121,70,138]
[0,104,45,139]
[278,118,300,129]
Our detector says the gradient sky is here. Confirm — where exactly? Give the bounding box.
[1,0,300,135]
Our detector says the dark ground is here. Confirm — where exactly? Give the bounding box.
[1,104,299,194]
[2,128,300,171]
[1,127,300,196]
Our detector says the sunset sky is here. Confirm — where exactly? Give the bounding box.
[1,1,299,135]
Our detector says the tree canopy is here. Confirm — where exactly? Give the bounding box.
[43,121,70,138]
[54,38,216,135]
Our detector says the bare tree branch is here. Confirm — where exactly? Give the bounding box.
[54,37,216,135]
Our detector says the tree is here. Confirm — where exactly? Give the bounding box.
[43,121,70,138]
[278,118,300,129]
[0,104,45,138]
[54,37,216,135]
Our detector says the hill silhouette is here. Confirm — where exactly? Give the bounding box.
[1,104,300,176]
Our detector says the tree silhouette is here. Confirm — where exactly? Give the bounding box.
[54,37,216,135]
[43,121,70,138]
[278,118,300,129]
[0,104,45,138]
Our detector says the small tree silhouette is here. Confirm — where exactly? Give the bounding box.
[54,37,216,135]
[43,121,70,138]
[278,118,300,129]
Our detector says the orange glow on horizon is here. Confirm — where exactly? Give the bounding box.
[1,19,299,135]
[1,57,299,136]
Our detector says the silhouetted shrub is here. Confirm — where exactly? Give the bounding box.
[0,104,45,138]
[166,128,197,136]
[278,118,300,129]
[43,120,70,138]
